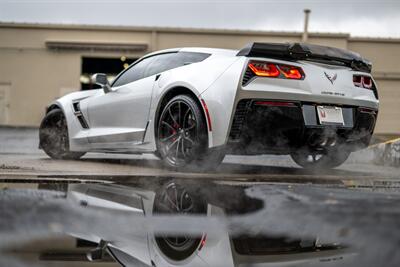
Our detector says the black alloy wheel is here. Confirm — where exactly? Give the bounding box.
[39,109,85,160]
[157,95,207,169]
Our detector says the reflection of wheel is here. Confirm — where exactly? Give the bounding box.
[156,95,224,170]
[153,182,206,261]
[290,148,350,169]
[39,109,85,160]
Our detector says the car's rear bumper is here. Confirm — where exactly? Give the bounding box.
[226,99,377,155]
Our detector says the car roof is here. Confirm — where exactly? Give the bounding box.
[145,47,238,58]
[180,47,238,56]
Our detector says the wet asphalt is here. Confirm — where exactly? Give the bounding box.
[0,127,399,267]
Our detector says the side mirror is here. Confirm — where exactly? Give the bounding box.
[91,73,111,93]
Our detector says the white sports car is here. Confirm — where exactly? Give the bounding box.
[39,42,378,169]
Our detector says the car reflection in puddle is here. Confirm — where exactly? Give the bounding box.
[2,178,400,267]
[67,180,353,267]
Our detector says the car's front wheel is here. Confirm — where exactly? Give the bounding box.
[290,148,350,169]
[156,95,224,170]
[39,109,85,160]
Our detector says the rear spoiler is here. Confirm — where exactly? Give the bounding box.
[237,42,372,73]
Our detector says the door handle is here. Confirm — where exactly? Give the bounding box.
[155,74,161,81]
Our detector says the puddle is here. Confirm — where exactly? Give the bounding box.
[0,178,400,266]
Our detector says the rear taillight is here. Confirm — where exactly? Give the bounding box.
[353,74,378,99]
[278,65,303,79]
[353,75,362,87]
[353,75,373,89]
[248,62,280,77]
[362,76,372,89]
[248,61,304,80]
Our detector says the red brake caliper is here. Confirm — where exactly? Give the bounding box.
[172,122,180,141]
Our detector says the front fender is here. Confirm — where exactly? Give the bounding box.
[42,90,100,152]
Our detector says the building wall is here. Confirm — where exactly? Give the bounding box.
[348,39,400,133]
[0,42,81,125]
[0,25,150,126]
[0,23,399,134]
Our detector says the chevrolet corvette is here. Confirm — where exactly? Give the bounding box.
[39,42,378,169]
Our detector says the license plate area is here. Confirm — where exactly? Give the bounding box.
[316,106,344,126]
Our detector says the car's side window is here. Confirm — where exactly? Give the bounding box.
[146,52,210,77]
[179,52,211,65]
[112,56,155,87]
[146,53,177,77]
[112,52,210,87]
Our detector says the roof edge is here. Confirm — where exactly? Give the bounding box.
[349,37,400,43]
[0,21,350,38]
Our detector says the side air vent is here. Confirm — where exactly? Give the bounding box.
[77,115,89,129]
[242,67,256,86]
[229,100,251,141]
[72,102,80,112]
[72,101,89,129]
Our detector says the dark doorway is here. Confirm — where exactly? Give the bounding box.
[80,56,137,90]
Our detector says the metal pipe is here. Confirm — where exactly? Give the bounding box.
[302,9,311,43]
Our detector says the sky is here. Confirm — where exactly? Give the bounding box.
[0,0,399,38]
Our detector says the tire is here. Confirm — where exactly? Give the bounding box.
[153,182,206,261]
[156,95,224,170]
[39,109,85,160]
[290,148,350,169]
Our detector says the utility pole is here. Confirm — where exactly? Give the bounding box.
[302,9,311,43]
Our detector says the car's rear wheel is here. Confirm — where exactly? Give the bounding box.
[290,148,350,169]
[156,95,224,170]
[39,109,85,160]
[153,182,206,261]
